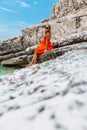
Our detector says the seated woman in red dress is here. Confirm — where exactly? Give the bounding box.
[26,24,53,66]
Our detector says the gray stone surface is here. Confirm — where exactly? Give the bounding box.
[0,42,87,130]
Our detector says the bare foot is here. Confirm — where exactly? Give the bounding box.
[26,62,35,67]
[26,63,32,67]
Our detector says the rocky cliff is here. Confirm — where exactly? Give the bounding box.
[0,0,87,66]
[50,0,87,19]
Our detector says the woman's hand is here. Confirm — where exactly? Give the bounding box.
[44,49,47,52]
[34,44,39,49]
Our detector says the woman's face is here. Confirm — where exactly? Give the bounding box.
[45,26,50,31]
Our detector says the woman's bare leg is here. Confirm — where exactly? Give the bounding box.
[33,53,37,64]
[26,53,37,66]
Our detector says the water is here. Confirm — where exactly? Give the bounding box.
[0,65,17,75]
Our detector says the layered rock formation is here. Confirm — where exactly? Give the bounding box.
[0,0,87,66]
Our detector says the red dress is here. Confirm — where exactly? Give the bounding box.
[35,36,53,54]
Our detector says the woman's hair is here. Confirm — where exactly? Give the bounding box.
[45,24,51,38]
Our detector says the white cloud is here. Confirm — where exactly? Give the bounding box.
[0,6,17,13]
[16,21,29,27]
[16,0,30,7]
[9,21,29,27]
[33,1,38,5]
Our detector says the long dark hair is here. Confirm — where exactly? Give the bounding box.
[45,24,51,38]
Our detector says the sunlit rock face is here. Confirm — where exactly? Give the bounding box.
[50,0,87,19]
[0,42,87,130]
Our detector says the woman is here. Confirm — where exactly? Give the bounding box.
[26,24,53,66]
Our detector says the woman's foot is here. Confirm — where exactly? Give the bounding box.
[26,53,37,67]
[26,63,33,67]
[26,61,36,67]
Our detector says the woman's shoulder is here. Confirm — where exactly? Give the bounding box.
[45,32,50,35]
[45,32,50,39]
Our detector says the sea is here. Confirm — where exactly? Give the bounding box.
[0,65,17,75]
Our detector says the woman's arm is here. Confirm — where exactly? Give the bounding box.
[45,32,50,50]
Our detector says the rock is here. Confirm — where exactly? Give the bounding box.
[1,55,28,66]
[0,50,26,62]
[38,105,45,113]
[50,0,87,19]
[41,18,49,23]
[52,30,87,47]
[1,42,87,66]
[0,43,87,130]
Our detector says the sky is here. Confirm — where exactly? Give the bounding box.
[0,0,59,40]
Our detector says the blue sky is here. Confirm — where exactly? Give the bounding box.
[0,0,59,40]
